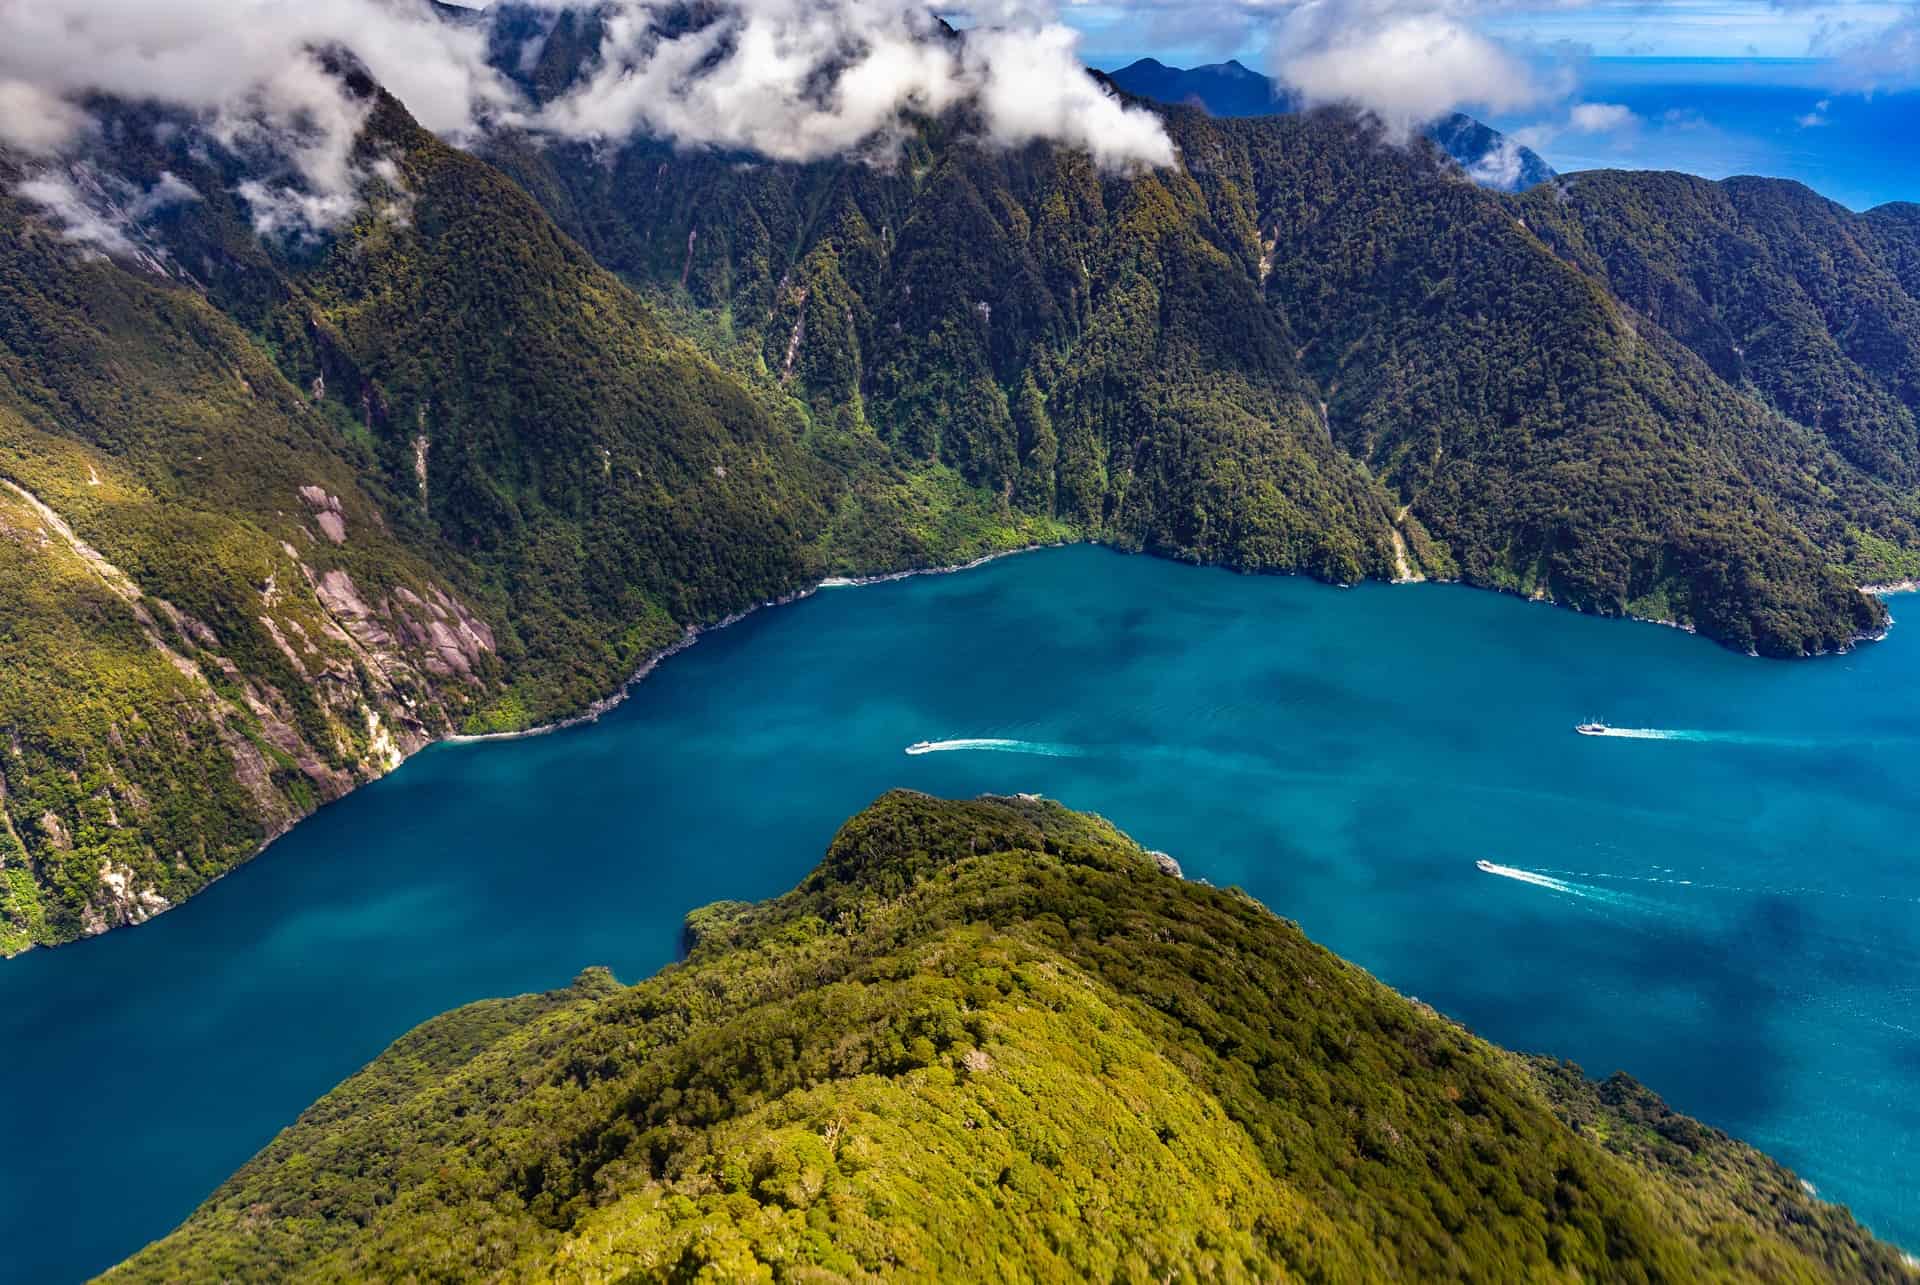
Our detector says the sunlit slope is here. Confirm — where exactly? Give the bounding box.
[0,170,509,951]
[109,792,1906,1282]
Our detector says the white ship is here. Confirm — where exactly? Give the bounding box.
[1575,721,1610,736]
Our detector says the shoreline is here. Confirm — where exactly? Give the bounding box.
[8,539,1895,960]
[444,541,1066,746]
[456,542,1896,757]
[0,542,1064,961]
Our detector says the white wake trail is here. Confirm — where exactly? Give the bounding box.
[1476,860,1626,904]
[1533,866,1920,906]
[1581,726,1812,747]
[905,738,1080,758]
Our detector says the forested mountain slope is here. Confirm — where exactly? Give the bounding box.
[0,148,503,952]
[0,80,1058,954]
[108,791,1908,1282]
[1520,173,1920,495]
[486,103,1896,655]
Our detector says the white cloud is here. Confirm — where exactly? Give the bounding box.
[1468,135,1527,187]
[1,0,1173,249]
[0,0,508,236]
[1568,101,1637,133]
[0,79,95,153]
[1268,2,1553,135]
[1506,97,1640,159]
[956,25,1178,169]
[514,0,1172,169]
[1814,7,1920,93]
[15,166,201,260]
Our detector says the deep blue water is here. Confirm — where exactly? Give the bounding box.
[4,545,1919,1280]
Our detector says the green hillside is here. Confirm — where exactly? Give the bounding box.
[107,791,1908,1282]
[0,84,1066,954]
[487,103,1901,655]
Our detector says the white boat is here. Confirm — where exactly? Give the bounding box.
[905,741,937,755]
[1474,859,1499,873]
[1575,721,1609,736]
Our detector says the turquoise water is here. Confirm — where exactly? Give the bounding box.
[4,545,1919,1280]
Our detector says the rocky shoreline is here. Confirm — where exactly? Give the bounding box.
[446,541,1066,747]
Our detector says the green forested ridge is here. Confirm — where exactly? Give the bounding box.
[1519,172,1920,487]
[483,101,1902,653]
[108,791,1907,1282]
[0,154,506,953]
[8,56,1920,951]
[0,82,1061,954]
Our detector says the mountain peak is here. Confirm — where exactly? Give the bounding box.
[1104,57,1555,193]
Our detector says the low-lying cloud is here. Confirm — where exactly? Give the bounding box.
[1815,5,1920,94]
[15,167,200,260]
[0,0,1173,250]
[517,1,1174,170]
[1269,0,1554,135]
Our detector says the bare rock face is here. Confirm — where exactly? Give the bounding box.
[93,862,171,935]
[1148,849,1184,879]
[298,485,347,544]
[1,475,507,952]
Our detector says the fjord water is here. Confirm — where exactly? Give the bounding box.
[5,547,1920,1279]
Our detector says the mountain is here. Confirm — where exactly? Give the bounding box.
[1103,57,1557,193]
[0,80,1061,954]
[9,48,1920,950]
[483,101,1893,653]
[106,790,1907,1281]
[1519,174,1920,494]
[1102,56,1286,119]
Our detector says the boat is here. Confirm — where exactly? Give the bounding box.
[1575,721,1610,736]
[1474,859,1498,873]
[905,741,937,755]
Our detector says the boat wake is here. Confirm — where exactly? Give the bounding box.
[1527,865,1920,906]
[1577,725,1810,747]
[1475,859,1627,904]
[905,738,1080,757]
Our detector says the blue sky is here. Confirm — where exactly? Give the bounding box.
[1061,1,1920,64]
[1054,1,1920,207]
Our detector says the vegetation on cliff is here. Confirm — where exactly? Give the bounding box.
[486,97,1899,655]
[109,792,1907,1282]
[0,84,1054,953]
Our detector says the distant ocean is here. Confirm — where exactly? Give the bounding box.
[1082,46,1920,211]
[1491,59,1920,210]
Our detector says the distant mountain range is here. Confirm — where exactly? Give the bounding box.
[1104,57,1557,193]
